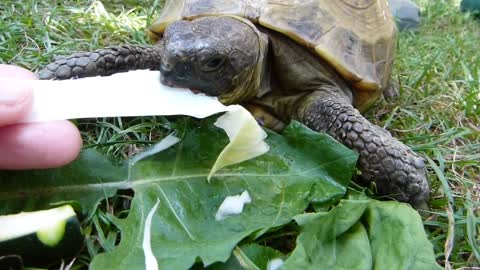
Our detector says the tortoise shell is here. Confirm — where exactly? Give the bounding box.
[148,0,397,109]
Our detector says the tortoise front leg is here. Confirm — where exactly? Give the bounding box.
[298,90,429,207]
[38,43,164,80]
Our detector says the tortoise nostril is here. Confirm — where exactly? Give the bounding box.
[160,58,174,73]
[164,63,173,71]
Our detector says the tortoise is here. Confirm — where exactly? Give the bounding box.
[38,0,429,206]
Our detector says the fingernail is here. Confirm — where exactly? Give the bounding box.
[0,81,30,105]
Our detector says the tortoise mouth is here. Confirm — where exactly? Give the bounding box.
[160,73,209,95]
[160,61,230,97]
[160,75,184,89]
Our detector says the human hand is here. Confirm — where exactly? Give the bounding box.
[0,64,82,169]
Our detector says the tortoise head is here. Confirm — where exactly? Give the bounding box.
[160,16,265,104]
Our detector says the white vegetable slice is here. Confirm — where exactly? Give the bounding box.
[143,199,160,270]
[9,70,268,177]
[16,70,229,122]
[208,105,269,180]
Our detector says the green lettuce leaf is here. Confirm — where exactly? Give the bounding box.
[0,150,126,215]
[282,199,371,270]
[365,201,442,270]
[90,121,356,269]
[207,244,285,270]
[282,197,442,270]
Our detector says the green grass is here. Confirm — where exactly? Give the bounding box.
[372,1,480,267]
[1,0,479,268]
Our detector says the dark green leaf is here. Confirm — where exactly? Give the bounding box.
[364,201,443,270]
[282,199,371,270]
[91,120,356,269]
[0,150,126,215]
[0,119,359,269]
[282,197,442,270]
[207,244,285,270]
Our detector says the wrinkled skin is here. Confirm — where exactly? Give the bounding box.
[39,16,430,207]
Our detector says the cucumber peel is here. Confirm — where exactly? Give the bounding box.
[0,205,74,245]
[0,205,83,267]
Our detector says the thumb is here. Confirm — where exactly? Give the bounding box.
[0,65,36,126]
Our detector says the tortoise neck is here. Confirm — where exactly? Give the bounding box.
[218,16,270,104]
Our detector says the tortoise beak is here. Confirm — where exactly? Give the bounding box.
[160,58,187,87]
[160,61,203,95]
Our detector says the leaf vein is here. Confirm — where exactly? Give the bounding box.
[155,184,196,241]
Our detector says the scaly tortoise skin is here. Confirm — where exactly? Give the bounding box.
[39,0,429,207]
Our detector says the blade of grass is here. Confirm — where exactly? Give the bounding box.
[426,151,455,269]
[466,192,480,263]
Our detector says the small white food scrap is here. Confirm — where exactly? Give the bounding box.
[215,191,252,221]
[267,258,284,270]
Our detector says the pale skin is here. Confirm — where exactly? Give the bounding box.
[0,64,82,170]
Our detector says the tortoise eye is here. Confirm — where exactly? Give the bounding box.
[202,56,225,72]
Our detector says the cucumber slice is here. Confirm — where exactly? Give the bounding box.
[0,205,83,267]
